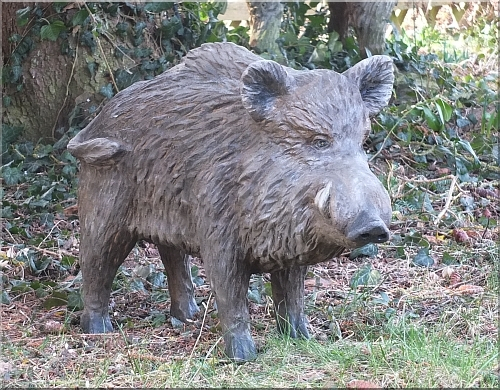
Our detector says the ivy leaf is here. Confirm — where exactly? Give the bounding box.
[67,291,84,310]
[40,20,67,41]
[147,271,166,288]
[161,16,182,40]
[422,106,442,131]
[435,98,453,123]
[71,9,90,27]
[43,291,68,309]
[247,289,263,304]
[1,290,11,305]
[129,279,146,293]
[16,6,31,27]
[2,125,22,153]
[9,65,22,84]
[442,252,458,265]
[349,243,379,259]
[2,166,23,186]
[99,83,114,99]
[412,247,434,267]
[349,264,382,288]
[3,95,12,108]
[457,139,480,165]
[150,313,167,327]
[144,2,173,13]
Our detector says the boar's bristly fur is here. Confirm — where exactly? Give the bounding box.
[68,42,394,362]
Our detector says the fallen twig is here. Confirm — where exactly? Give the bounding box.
[434,175,458,226]
[189,292,212,361]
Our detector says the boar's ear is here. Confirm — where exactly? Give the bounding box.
[342,55,394,116]
[240,60,294,122]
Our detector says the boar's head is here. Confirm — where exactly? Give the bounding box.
[239,56,394,267]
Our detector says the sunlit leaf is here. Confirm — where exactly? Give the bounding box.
[422,106,441,131]
[349,265,382,288]
[435,98,453,122]
[16,7,31,27]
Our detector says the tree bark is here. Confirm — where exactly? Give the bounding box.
[327,1,349,40]
[246,1,283,57]
[1,3,137,142]
[328,1,397,57]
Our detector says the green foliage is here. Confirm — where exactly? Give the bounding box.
[2,2,249,116]
[349,264,382,288]
[40,20,67,41]
[15,6,31,27]
[412,247,435,267]
[370,23,498,189]
[71,9,90,27]
[277,2,361,71]
[349,243,379,259]
[1,124,81,307]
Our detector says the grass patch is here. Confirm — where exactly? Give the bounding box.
[2,317,497,387]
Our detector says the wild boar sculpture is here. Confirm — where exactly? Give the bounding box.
[68,42,394,362]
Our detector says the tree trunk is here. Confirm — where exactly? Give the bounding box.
[246,1,283,57]
[328,1,396,57]
[1,3,137,142]
[327,1,349,40]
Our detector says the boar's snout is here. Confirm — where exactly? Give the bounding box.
[314,175,392,248]
[345,214,390,247]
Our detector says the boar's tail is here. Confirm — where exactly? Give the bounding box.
[67,136,128,166]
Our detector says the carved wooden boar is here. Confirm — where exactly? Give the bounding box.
[68,42,394,361]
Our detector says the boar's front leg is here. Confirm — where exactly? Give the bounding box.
[270,266,310,339]
[205,253,256,362]
[157,245,200,322]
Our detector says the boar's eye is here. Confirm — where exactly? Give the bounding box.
[313,138,330,150]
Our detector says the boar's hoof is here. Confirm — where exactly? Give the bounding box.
[276,315,310,339]
[80,310,114,334]
[170,298,200,323]
[224,332,257,362]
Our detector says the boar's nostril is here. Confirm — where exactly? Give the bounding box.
[377,232,389,241]
[347,223,390,247]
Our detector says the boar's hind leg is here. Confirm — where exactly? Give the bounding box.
[271,266,310,339]
[80,231,137,334]
[157,245,200,322]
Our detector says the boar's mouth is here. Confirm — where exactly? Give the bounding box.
[313,181,391,247]
[314,182,332,220]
